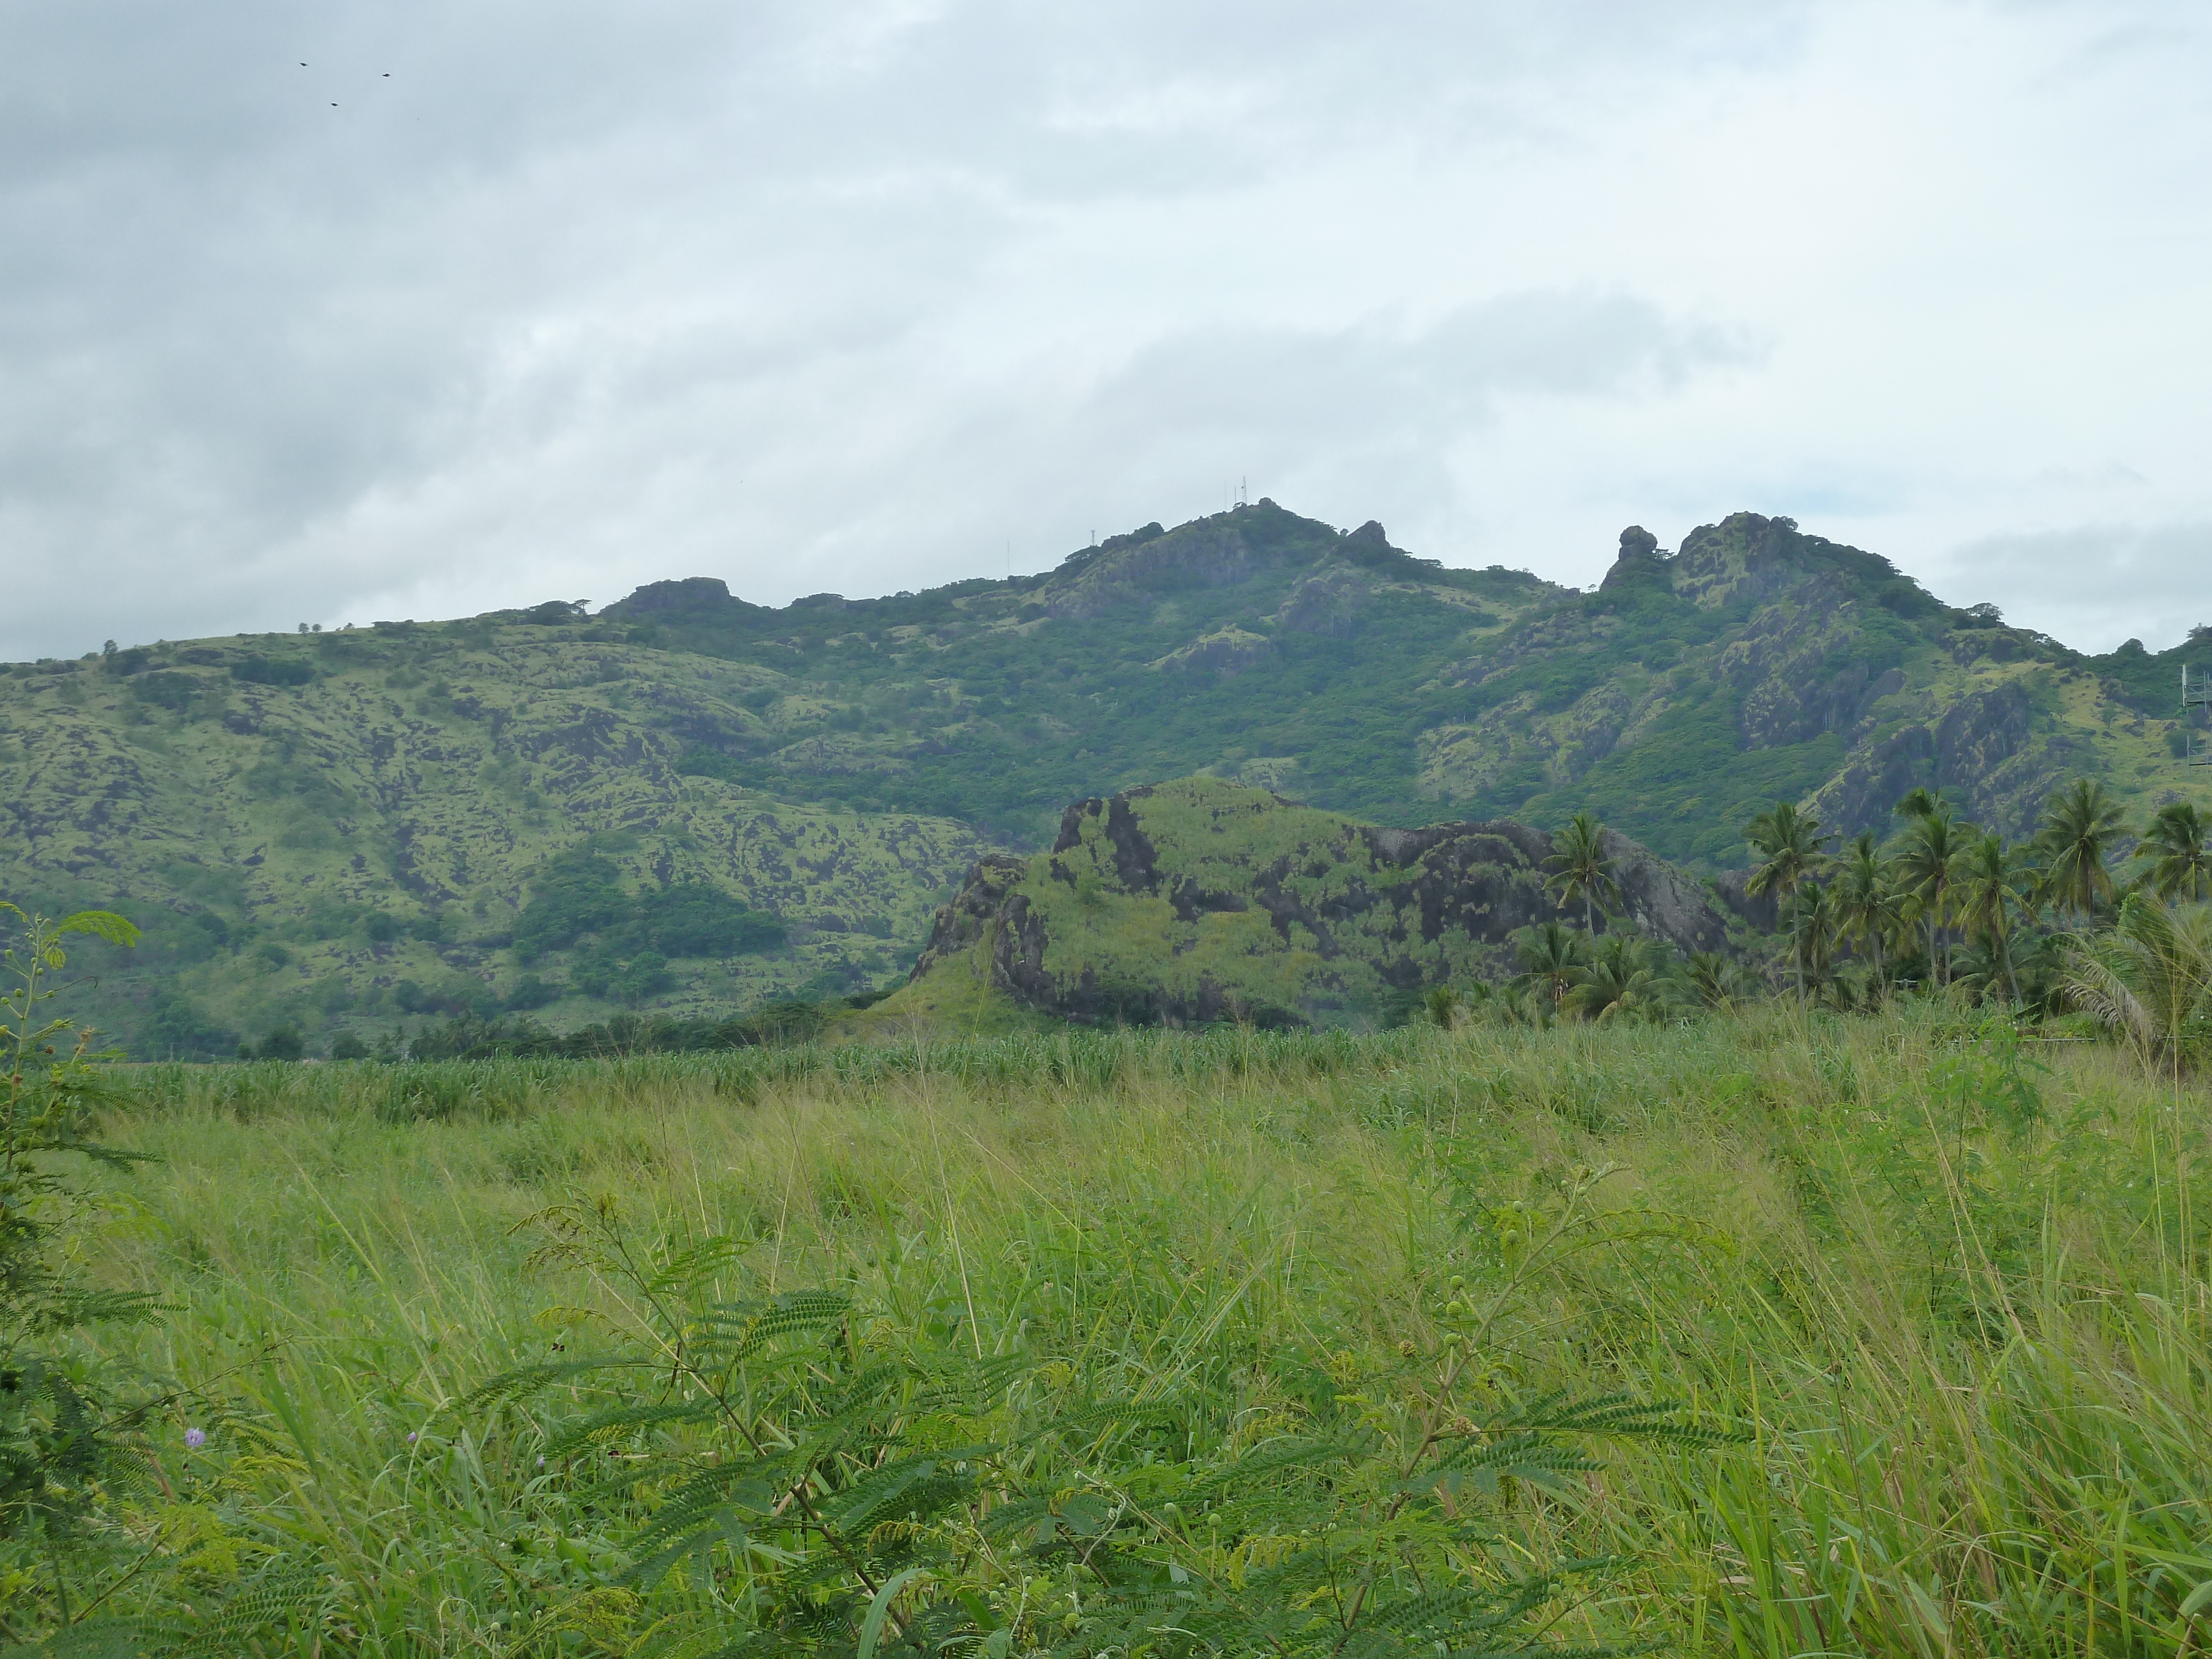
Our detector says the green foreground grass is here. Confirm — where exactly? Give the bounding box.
[40,1008,2212,1655]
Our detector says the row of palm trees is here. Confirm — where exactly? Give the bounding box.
[1458,787,2211,1030]
[1741,779,2209,1005]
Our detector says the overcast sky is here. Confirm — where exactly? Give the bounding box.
[4,0,2206,661]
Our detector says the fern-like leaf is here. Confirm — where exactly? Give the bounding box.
[55,910,143,948]
[541,1397,726,1460]
[461,1355,658,1411]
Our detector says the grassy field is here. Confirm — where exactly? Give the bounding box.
[30,1006,2212,1655]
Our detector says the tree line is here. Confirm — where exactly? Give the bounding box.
[1442,781,2212,1058]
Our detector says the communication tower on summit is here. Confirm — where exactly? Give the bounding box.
[2183,663,2212,765]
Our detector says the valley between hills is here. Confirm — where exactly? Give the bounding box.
[1,500,2200,1055]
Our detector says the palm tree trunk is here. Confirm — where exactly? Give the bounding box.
[2000,926,2021,1005]
[1793,886,1806,1007]
[1940,888,1952,984]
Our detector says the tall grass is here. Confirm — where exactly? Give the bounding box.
[41,1005,2212,1654]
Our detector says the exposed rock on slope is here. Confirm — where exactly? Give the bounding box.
[1422,509,2199,860]
[1153,628,1277,677]
[902,778,1734,1027]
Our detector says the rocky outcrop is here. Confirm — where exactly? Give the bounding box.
[1599,525,1666,590]
[1275,565,1369,637]
[1598,828,1736,953]
[1710,869,1781,932]
[1668,512,1820,611]
[1037,500,1417,622]
[1045,511,1293,618]
[1810,679,2043,839]
[906,853,1028,978]
[911,781,1738,1026]
[605,576,760,619]
[1153,628,1277,677]
[1353,819,1727,957]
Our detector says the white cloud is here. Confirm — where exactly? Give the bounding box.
[0,0,2205,658]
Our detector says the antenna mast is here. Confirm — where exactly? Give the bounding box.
[2184,662,2212,765]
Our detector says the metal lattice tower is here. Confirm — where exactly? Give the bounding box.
[2184,664,2212,765]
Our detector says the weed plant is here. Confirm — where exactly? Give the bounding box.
[9,1004,2212,1654]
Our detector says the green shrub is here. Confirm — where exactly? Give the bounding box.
[228,656,315,687]
[513,853,785,962]
[135,988,234,1060]
[477,1192,1727,1658]
[250,1025,306,1061]
[0,902,160,1616]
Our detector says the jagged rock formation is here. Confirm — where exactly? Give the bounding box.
[1422,508,2193,858]
[902,778,1735,1027]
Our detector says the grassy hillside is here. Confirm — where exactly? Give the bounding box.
[871,776,1737,1031]
[4,500,2204,1053]
[0,621,988,1054]
[29,1008,2212,1653]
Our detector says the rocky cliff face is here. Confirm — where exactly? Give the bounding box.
[1808,677,2054,837]
[1042,502,1356,620]
[907,778,1736,1027]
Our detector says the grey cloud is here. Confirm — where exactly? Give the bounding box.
[1062,294,1757,469]
[1932,522,2212,655]
[0,0,2203,658]
[692,291,1760,605]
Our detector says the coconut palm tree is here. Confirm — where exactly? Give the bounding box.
[1832,831,1903,989]
[1790,879,1839,1000]
[1891,799,1970,986]
[1894,785,1954,823]
[1744,800,1836,1002]
[2064,892,2212,1074]
[1686,950,1753,1010]
[2135,801,2212,901]
[1543,811,1622,935]
[1953,830,2031,1003]
[1564,932,1677,1024]
[2037,778,2127,920]
[1509,920,1587,1016]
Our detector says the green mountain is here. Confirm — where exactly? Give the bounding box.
[1,500,2199,1055]
[877,776,1735,1030]
[607,503,2205,862]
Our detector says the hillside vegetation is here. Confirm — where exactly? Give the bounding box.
[0,619,988,1054]
[883,777,1738,1031]
[2,501,2203,1053]
[8,1007,2210,1654]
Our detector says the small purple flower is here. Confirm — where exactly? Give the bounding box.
[537,1455,546,1468]
[184,1427,206,1449]
[406,1432,418,1443]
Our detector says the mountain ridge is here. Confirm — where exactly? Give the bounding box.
[1,499,2200,1055]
